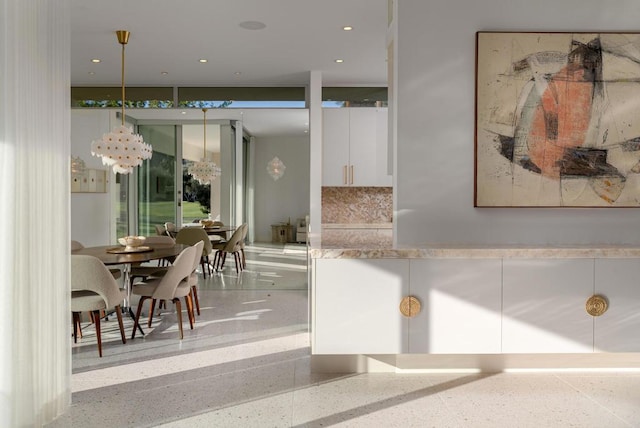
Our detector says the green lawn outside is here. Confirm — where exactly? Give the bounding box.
[138,201,208,235]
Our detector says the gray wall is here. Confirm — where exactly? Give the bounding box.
[253,135,310,242]
[395,0,640,246]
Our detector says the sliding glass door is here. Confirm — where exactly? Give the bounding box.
[137,125,180,236]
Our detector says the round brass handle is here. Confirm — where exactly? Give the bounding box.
[400,296,421,318]
[586,295,608,317]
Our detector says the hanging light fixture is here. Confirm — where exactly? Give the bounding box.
[267,156,286,180]
[91,30,152,174]
[188,108,222,184]
[70,155,86,177]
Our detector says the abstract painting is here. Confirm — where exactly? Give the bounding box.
[475,32,640,207]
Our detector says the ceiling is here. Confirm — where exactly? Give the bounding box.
[70,0,389,138]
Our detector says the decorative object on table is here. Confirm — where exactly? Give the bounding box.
[399,296,421,318]
[200,219,215,228]
[91,30,152,175]
[188,108,222,184]
[475,32,640,207]
[586,294,608,317]
[267,156,286,180]
[116,235,148,252]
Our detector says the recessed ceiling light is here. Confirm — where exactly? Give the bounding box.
[234,71,242,75]
[181,111,187,115]
[239,21,266,30]
[335,59,344,63]
[199,59,208,63]
[343,26,353,31]
[88,71,95,75]
[304,130,309,133]
[161,71,169,75]
[91,59,101,63]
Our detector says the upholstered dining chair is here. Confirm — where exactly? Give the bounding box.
[71,240,122,279]
[71,255,127,357]
[129,235,177,287]
[211,224,246,274]
[146,240,204,323]
[175,227,213,278]
[164,222,177,238]
[131,245,197,340]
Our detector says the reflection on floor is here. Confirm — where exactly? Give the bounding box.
[49,243,640,427]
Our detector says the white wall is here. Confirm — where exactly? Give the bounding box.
[396,0,640,246]
[253,135,310,242]
[70,109,113,246]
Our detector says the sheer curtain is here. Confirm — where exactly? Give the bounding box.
[0,1,71,425]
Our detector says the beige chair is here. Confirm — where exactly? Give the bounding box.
[237,223,248,269]
[71,255,127,357]
[175,227,213,278]
[71,240,122,279]
[131,245,197,340]
[211,224,246,273]
[146,240,204,322]
[164,222,177,238]
[129,235,176,286]
[154,224,167,236]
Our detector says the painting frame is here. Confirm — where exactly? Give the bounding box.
[475,31,640,207]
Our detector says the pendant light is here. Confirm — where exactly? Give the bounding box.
[91,30,152,174]
[188,108,222,184]
[267,156,286,180]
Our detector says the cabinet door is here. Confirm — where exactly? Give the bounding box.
[322,108,350,186]
[348,108,378,186]
[502,259,594,353]
[594,259,640,352]
[408,259,502,353]
[313,258,409,354]
[375,108,392,186]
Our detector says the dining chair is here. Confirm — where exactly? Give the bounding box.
[129,235,177,287]
[146,240,204,323]
[238,223,248,269]
[154,224,167,236]
[71,240,122,279]
[131,245,197,340]
[211,224,246,274]
[174,227,213,278]
[71,255,127,357]
[164,221,177,238]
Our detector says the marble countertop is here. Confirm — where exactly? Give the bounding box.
[309,243,640,259]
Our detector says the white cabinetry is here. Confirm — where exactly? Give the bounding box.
[408,259,502,353]
[313,258,409,354]
[502,259,594,353]
[594,259,640,352]
[322,108,391,186]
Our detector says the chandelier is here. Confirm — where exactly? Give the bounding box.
[91,30,152,174]
[188,108,222,184]
[70,156,86,177]
[267,156,286,180]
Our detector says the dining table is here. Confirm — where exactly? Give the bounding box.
[72,242,190,336]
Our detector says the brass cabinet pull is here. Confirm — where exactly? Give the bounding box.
[586,295,608,317]
[350,165,354,185]
[400,296,421,318]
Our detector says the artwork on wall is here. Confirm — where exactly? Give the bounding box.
[475,32,640,207]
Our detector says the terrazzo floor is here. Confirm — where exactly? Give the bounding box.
[48,243,640,427]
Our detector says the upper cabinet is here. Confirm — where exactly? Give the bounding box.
[322,108,392,187]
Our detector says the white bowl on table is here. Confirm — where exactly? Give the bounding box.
[118,235,146,251]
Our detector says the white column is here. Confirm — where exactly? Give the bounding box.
[307,71,323,247]
[0,1,71,425]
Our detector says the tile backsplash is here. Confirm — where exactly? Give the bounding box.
[322,187,393,224]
